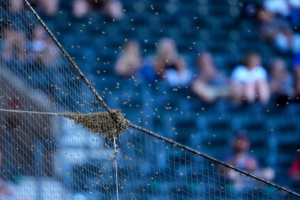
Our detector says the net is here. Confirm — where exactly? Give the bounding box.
[0,0,298,199]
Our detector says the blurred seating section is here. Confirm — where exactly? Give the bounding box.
[32,0,300,193]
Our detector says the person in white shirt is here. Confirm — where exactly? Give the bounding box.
[231,52,271,104]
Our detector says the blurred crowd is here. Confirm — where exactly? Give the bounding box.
[0,22,59,66]
[257,0,300,54]
[255,0,300,105]
[1,0,300,198]
[26,0,123,20]
[5,0,299,106]
[115,38,297,106]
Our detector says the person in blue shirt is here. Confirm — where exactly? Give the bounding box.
[191,52,235,103]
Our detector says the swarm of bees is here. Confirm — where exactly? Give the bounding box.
[59,108,130,139]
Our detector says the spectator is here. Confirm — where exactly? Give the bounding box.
[0,150,25,200]
[10,0,24,13]
[44,39,60,66]
[31,25,46,51]
[257,6,300,53]
[0,23,14,64]
[263,0,290,17]
[30,0,59,16]
[155,38,191,87]
[41,0,59,16]
[222,130,258,172]
[274,29,300,54]
[257,7,291,41]
[114,40,160,83]
[0,182,13,199]
[269,58,294,103]
[114,40,142,77]
[30,25,46,64]
[15,33,30,66]
[0,23,28,66]
[73,0,90,18]
[220,130,274,189]
[28,25,59,67]
[231,52,270,104]
[139,55,160,84]
[0,151,12,199]
[191,52,237,103]
[88,0,123,20]
[73,0,123,20]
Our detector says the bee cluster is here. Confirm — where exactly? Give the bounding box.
[60,108,130,139]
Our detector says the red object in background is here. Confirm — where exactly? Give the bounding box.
[8,96,20,129]
[10,96,19,110]
[289,155,300,179]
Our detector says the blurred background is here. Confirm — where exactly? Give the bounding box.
[1,0,300,199]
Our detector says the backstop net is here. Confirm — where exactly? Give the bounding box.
[0,0,299,199]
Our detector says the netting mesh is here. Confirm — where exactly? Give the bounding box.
[0,0,298,199]
[116,129,300,200]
